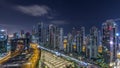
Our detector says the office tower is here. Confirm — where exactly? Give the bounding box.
[37,22,44,45]
[24,32,31,50]
[46,26,49,46]
[13,32,20,39]
[31,25,38,43]
[32,25,38,35]
[102,20,117,64]
[116,33,119,51]
[48,24,52,48]
[89,26,98,58]
[59,28,64,50]
[98,31,102,53]
[67,33,72,53]
[72,35,77,52]
[56,27,60,50]
[48,24,56,49]
[72,27,76,38]
[71,27,77,52]
[80,27,85,53]
[25,32,31,39]
[53,26,57,49]
[63,36,68,52]
[43,27,47,45]
[86,34,91,58]
[20,30,25,38]
[67,33,77,53]
[32,26,35,35]
[76,31,80,54]
[0,29,7,53]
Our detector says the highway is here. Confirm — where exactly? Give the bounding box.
[0,41,99,68]
[40,50,73,68]
[38,46,91,67]
[0,43,41,68]
[2,53,32,68]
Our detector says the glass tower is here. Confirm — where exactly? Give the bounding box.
[102,20,117,63]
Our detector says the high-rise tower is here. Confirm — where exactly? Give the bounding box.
[59,28,64,50]
[89,26,98,58]
[80,27,85,53]
[37,22,44,45]
[102,20,117,63]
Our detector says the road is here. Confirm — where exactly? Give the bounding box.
[39,46,91,66]
[40,50,73,68]
[0,43,40,68]
[1,52,32,68]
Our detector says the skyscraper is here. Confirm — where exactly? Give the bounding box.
[20,30,25,38]
[102,20,117,64]
[59,28,64,50]
[89,26,98,58]
[80,27,85,53]
[54,26,60,50]
[32,25,38,43]
[48,24,57,49]
[86,34,91,58]
[67,33,72,53]
[43,27,47,45]
[73,35,77,52]
[0,28,7,53]
[63,36,68,52]
[76,31,80,54]
[98,31,102,53]
[32,25,36,35]
[48,24,54,49]
[37,22,44,45]
[72,27,76,38]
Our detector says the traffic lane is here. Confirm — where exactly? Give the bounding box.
[39,45,90,67]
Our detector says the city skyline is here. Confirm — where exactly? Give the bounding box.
[1,0,120,34]
[31,19,120,67]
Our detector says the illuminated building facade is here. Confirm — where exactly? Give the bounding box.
[98,31,102,53]
[76,31,80,53]
[48,24,58,49]
[71,27,76,52]
[85,34,90,58]
[102,20,117,63]
[37,22,44,45]
[63,36,67,52]
[0,28,7,53]
[32,26,36,35]
[48,24,54,49]
[20,30,25,38]
[67,33,72,53]
[59,28,64,50]
[80,27,85,53]
[54,27,60,50]
[89,26,98,58]
[73,36,77,52]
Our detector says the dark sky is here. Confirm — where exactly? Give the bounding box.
[0,0,120,34]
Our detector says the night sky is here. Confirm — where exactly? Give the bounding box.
[0,0,120,34]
